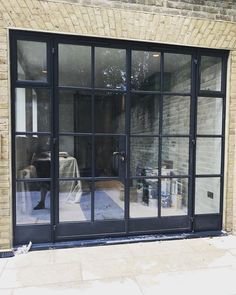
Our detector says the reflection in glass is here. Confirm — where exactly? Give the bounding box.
[130,94,160,135]
[200,56,222,92]
[15,88,50,132]
[161,178,188,216]
[94,180,124,220]
[161,138,189,175]
[95,136,125,177]
[59,180,91,222]
[59,136,92,177]
[59,44,91,87]
[195,177,220,214]
[16,181,50,224]
[17,40,47,82]
[16,136,51,179]
[164,53,191,92]
[197,97,222,135]
[129,179,158,218]
[196,138,221,175]
[131,50,161,91]
[95,47,126,89]
[59,91,92,133]
[130,137,159,177]
[94,93,125,133]
[163,96,190,135]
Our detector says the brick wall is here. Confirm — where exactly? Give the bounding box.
[1,0,236,249]
[51,0,236,22]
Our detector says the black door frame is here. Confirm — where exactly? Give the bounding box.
[10,30,228,245]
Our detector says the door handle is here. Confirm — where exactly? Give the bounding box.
[113,151,126,162]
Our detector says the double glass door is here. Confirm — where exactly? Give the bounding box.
[11,31,227,244]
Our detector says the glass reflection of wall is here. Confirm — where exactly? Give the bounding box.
[130,95,159,135]
[164,53,191,93]
[59,91,92,133]
[195,57,222,214]
[94,92,125,134]
[17,40,47,82]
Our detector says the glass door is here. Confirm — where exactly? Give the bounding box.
[193,54,226,231]
[128,50,192,233]
[11,31,228,244]
[11,35,54,244]
[55,42,127,239]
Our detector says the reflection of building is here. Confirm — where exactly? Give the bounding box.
[1,0,236,252]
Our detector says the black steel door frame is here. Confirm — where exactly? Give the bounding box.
[10,30,228,245]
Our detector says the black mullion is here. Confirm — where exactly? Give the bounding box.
[52,38,58,241]
[59,133,127,136]
[162,92,191,96]
[59,177,93,181]
[93,88,127,93]
[195,174,222,178]
[220,54,228,216]
[130,134,160,138]
[196,134,224,138]
[15,132,51,136]
[10,32,17,243]
[15,81,51,88]
[16,178,52,182]
[125,48,131,233]
[130,90,161,95]
[198,91,224,98]
[91,45,95,222]
[58,86,93,91]
[161,134,190,138]
[190,51,199,229]
[158,51,164,218]
[130,175,190,180]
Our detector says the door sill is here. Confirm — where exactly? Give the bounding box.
[21,230,227,251]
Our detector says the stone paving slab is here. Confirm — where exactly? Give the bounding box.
[0,236,236,294]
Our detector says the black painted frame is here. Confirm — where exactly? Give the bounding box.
[10,30,228,245]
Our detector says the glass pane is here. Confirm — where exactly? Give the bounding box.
[164,53,191,92]
[197,97,222,135]
[16,136,51,179]
[17,40,47,82]
[15,88,50,132]
[94,93,125,133]
[59,180,91,222]
[59,44,91,87]
[59,90,92,133]
[161,138,189,175]
[195,177,220,214]
[196,138,221,174]
[95,136,125,177]
[59,136,92,177]
[131,50,161,91]
[94,180,124,220]
[130,137,159,177]
[95,47,126,89]
[16,181,50,224]
[129,178,158,218]
[163,96,190,135]
[200,56,222,92]
[131,94,160,135]
[161,178,188,216]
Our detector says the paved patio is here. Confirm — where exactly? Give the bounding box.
[0,235,236,294]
